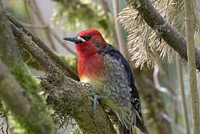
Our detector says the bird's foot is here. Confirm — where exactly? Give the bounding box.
[82,82,107,111]
[93,94,107,111]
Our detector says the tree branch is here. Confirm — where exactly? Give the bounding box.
[126,0,200,71]
[6,12,79,81]
[10,22,116,134]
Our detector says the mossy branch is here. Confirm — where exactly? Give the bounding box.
[0,1,55,133]
[6,12,79,81]
[0,61,54,134]
[10,21,116,133]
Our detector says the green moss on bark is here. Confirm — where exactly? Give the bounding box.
[9,63,54,134]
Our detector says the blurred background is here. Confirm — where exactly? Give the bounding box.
[1,0,200,134]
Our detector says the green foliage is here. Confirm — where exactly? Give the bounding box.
[51,0,112,41]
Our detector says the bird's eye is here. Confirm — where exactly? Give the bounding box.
[83,35,92,41]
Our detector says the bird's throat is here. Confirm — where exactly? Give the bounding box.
[78,54,104,81]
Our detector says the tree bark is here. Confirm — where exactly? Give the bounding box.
[6,12,79,81]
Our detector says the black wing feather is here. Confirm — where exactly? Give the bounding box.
[99,44,140,105]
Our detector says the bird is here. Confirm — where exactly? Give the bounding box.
[63,29,148,134]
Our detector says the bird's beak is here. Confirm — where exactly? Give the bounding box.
[63,36,86,44]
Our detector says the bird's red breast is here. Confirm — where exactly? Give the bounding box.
[78,54,105,81]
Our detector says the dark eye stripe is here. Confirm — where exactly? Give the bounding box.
[82,35,92,41]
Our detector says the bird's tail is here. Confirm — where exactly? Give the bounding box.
[136,115,148,134]
[119,120,132,134]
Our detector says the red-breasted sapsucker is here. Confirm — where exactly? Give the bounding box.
[64,29,148,134]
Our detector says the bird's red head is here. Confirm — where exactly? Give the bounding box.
[64,29,107,57]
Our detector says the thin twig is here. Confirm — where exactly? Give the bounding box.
[153,63,173,96]
[31,0,57,51]
[171,0,190,132]
[27,0,76,55]
[24,0,34,25]
[48,27,77,55]
[22,23,48,29]
[21,22,76,55]
[100,0,118,48]
[176,54,190,134]
[112,0,128,60]
[153,62,180,124]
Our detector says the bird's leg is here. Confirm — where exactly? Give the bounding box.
[93,94,107,111]
[82,82,107,111]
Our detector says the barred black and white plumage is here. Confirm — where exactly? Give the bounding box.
[99,44,148,134]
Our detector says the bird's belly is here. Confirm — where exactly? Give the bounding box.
[81,77,123,112]
[80,75,132,108]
